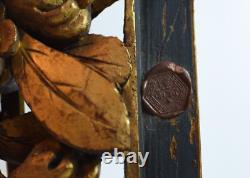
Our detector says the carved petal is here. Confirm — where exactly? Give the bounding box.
[0,112,48,164]
[66,34,131,84]
[12,34,130,152]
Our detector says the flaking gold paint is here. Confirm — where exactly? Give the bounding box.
[169,136,177,160]
[190,0,202,176]
[189,117,196,145]
[162,1,167,39]
[169,119,180,132]
[123,0,139,178]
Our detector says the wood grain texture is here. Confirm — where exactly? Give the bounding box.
[124,0,140,178]
[135,0,201,177]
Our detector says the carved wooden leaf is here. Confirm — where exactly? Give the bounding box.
[0,112,48,164]
[12,34,130,152]
[66,34,131,84]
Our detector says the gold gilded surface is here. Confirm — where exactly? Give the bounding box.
[0,0,138,177]
[0,19,19,57]
[4,0,91,41]
[66,34,131,84]
[77,0,95,8]
[12,34,130,152]
[0,113,49,164]
[123,0,139,177]
[10,140,75,178]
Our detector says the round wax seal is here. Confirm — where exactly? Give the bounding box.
[142,61,192,119]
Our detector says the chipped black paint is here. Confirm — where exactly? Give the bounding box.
[135,0,201,177]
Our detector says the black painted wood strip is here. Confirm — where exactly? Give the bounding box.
[135,0,201,177]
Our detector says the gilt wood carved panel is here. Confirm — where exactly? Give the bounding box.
[0,0,201,177]
[0,0,138,177]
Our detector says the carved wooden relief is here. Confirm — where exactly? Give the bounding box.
[0,0,201,178]
[0,0,138,177]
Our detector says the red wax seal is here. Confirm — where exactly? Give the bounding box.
[142,61,192,119]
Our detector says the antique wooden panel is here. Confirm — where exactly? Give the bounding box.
[135,0,201,178]
[0,0,201,177]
